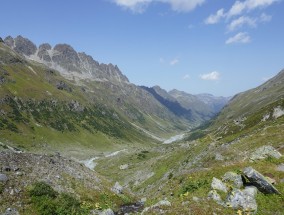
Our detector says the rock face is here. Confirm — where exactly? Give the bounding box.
[250,145,282,161]
[243,167,281,194]
[10,36,37,56]
[4,35,129,84]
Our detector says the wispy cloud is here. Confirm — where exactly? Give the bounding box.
[200,71,220,80]
[227,0,279,18]
[112,0,205,13]
[225,32,251,44]
[204,9,225,24]
[204,0,277,43]
[205,0,278,23]
[170,57,179,66]
[227,16,257,31]
[260,13,272,22]
[183,74,190,80]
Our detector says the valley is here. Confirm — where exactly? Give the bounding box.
[0,36,283,215]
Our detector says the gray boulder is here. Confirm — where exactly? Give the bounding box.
[222,171,243,188]
[250,145,282,161]
[276,163,284,172]
[2,208,19,215]
[111,182,123,194]
[90,208,114,215]
[243,167,280,194]
[208,190,224,206]
[211,177,227,193]
[0,173,8,182]
[226,186,257,213]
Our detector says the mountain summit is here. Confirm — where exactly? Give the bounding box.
[4,35,129,83]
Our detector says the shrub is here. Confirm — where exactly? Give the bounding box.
[29,181,86,215]
[29,181,57,198]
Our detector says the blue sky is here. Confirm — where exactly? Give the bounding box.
[1,0,283,96]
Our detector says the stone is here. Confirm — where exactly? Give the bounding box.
[215,153,224,161]
[3,166,11,171]
[250,145,282,161]
[119,164,129,170]
[0,173,8,182]
[140,197,147,203]
[226,187,257,213]
[192,196,200,202]
[211,177,227,193]
[154,199,171,207]
[243,167,281,194]
[276,163,284,172]
[222,171,243,188]
[90,208,114,215]
[111,182,123,194]
[3,208,19,215]
[208,190,224,206]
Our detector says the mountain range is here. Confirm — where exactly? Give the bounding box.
[0,35,229,155]
[0,35,283,215]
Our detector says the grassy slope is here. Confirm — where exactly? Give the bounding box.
[94,70,284,214]
[0,43,163,158]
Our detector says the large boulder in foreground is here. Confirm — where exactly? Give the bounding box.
[243,167,281,194]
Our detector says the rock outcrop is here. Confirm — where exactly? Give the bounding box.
[243,167,281,194]
[250,145,282,162]
[3,35,129,84]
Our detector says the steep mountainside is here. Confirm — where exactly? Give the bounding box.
[208,69,284,140]
[1,35,217,158]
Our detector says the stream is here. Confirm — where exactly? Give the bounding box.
[163,133,185,144]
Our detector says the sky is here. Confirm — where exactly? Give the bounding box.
[1,0,284,97]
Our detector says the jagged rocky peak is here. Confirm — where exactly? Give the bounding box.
[38,43,52,62]
[78,52,100,67]
[5,35,37,56]
[4,36,15,48]
[52,44,81,70]
[3,35,130,83]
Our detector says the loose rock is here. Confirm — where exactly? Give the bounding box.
[0,174,8,182]
[222,171,243,189]
[111,182,123,194]
[226,186,257,213]
[211,177,227,193]
[243,167,281,194]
